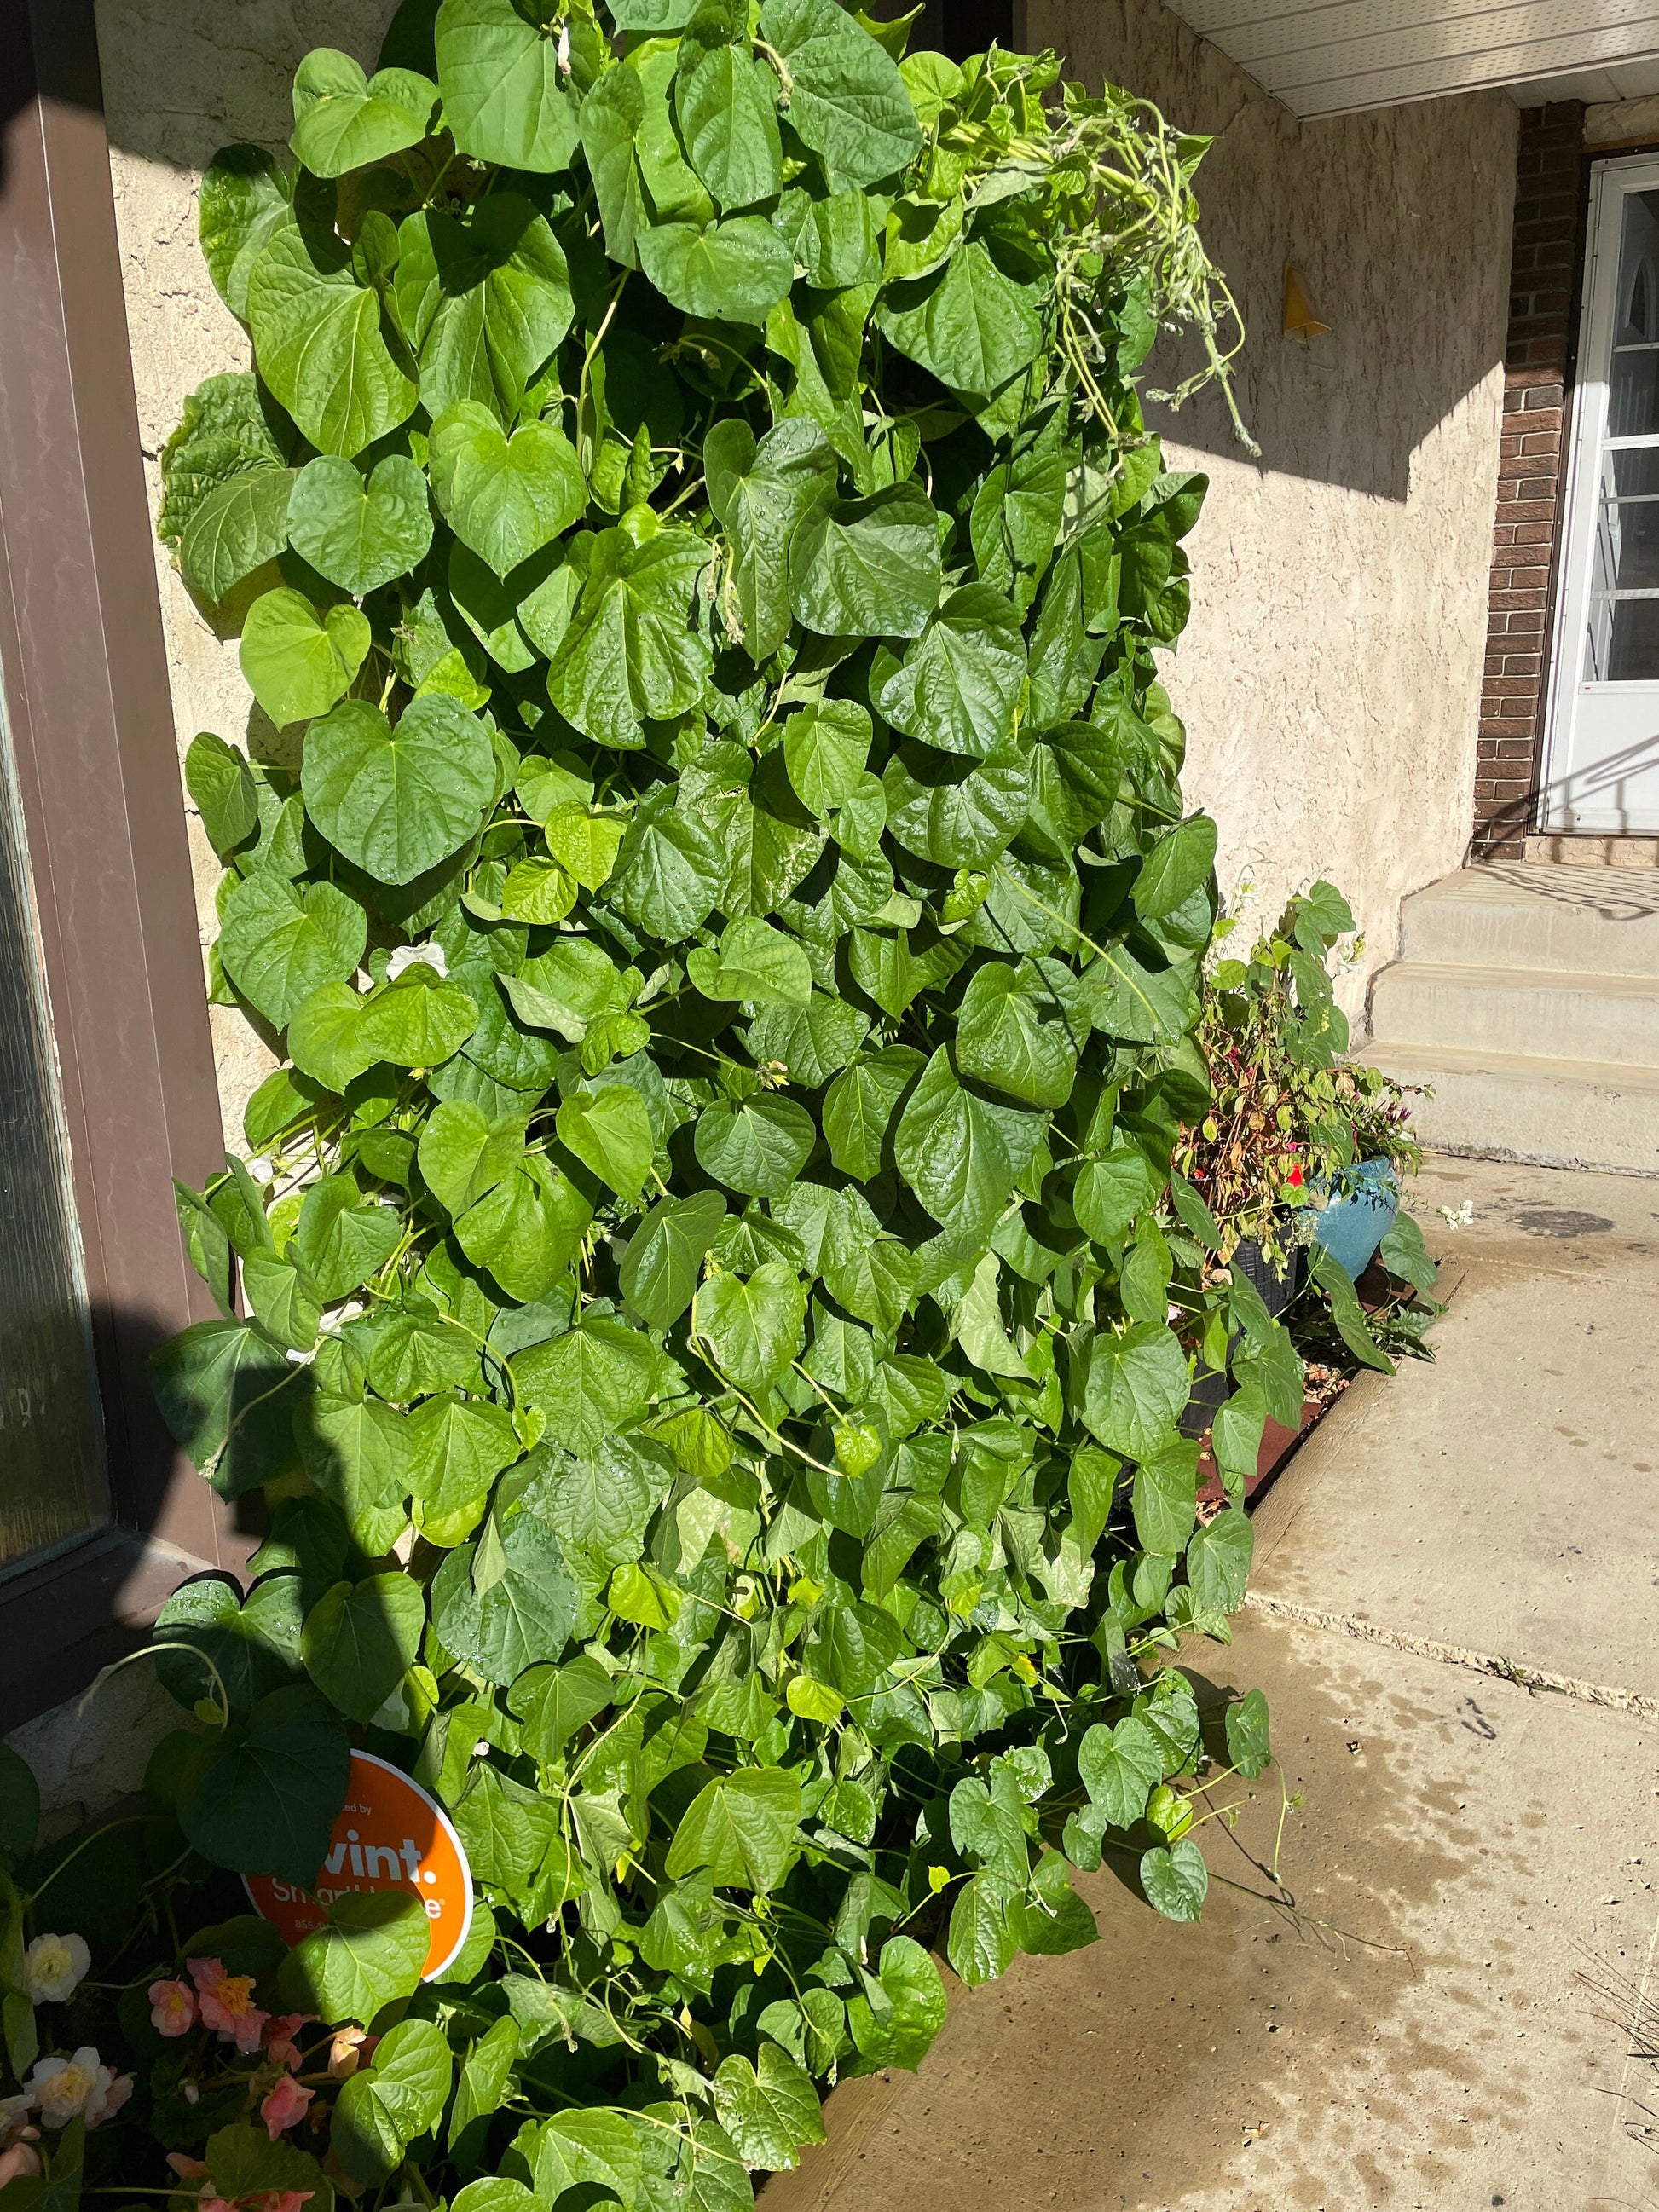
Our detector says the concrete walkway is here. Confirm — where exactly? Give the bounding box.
[766,1154,1659,2212]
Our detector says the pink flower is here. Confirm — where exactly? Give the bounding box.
[188,1956,269,2053]
[0,2140,42,2183]
[265,2194,315,2212]
[150,1978,198,2036]
[263,2013,313,2071]
[88,2072,132,2128]
[259,2073,315,2141]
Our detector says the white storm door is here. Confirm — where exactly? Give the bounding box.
[1545,155,1659,833]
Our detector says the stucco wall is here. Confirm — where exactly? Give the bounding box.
[97,0,1516,1139]
[95,0,400,1153]
[1034,1,1517,1014]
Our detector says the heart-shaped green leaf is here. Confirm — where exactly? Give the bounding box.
[396,194,575,424]
[757,0,922,188]
[637,214,794,325]
[673,43,783,211]
[693,1094,817,1197]
[290,49,438,176]
[277,1889,430,2023]
[547,527,712,746]
[179,465,293,603]
[218,870,366,1029]
[790,483,942,641]
[301,694,497,884]
[556,1083,655,1198]
[705,417,837,661]
[247,218,418,459]
[876,241,1043,400]
[199,144,292,318]
[301,1573,425,1724]
[332,2015,453,2184]
[240,587,370,727]
[686,919,812,1007]
[175,1685,350,1886]
[435,0,582,172]
[429,401,588,576]
[618,1191,726,1329]
[286,453,433,597]
[511,1315,657,1453]
[692,1262,806,1391]
[876,584,1027,758]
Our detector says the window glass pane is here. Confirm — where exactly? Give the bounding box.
[1582,447,1659,678]
[1607,188,1659,436]
[0,674,107,1576]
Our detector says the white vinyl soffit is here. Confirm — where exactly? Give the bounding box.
[1159,0,1659,118]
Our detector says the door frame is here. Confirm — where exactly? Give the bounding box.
[1541,148,1659,829]
[0,0,251,1724]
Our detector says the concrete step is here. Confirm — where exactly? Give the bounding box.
[1368,958,1659,1068]
[1367,1041,1659,1174]
[1400,863,1659,976]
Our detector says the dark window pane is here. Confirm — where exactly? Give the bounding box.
[1610,448,1659,495]
[912,0,1014,62]
[1608,190,1659,436]
[0,679,107,1576]
[1604,600,1659,679]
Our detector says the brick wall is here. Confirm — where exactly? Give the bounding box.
[1473,101,1587,858]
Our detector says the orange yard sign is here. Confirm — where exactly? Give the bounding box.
[244,1749,473,1982]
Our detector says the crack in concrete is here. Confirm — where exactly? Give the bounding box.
[1242,1589,1659,1720]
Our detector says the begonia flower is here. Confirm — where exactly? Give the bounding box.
[263,2012,314,2071]
[327,2024,370,2079]
[0,2139,41,2184]
[23,1932,90,2003]
[188,1957,269,2053]
[150,1978,198,2036]
[260,2072,315,2140]
[24,2047,128,2128]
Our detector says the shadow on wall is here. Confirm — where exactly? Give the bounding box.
[1,1295,266,1736]
[1036,0,1518,503]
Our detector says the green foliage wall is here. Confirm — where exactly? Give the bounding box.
[141,0,1297,2193]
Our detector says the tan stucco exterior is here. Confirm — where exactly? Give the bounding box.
[96,0,397,1152]
[1035,0,1518,1017]
[98,0,1517,1146]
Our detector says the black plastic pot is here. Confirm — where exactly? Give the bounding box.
[1181,1234,1304,1435]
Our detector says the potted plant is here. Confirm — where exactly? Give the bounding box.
[1176,880,1424,1271]
[1174,881,1433,1442]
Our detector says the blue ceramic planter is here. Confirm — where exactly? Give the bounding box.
[1311,1157,1399,1279]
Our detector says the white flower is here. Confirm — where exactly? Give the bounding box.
[556,17,571,71]
[25,2048,129,2128]
[0,2093,31,2134]
[244,1154,274,1185]
[1438,1199,1474,1231]
[24,1934,90,2005]
[386,941,448,982]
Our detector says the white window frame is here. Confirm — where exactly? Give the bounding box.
[1541,150,1659,828]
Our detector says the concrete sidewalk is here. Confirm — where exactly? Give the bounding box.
[766,1154,1659,2212]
